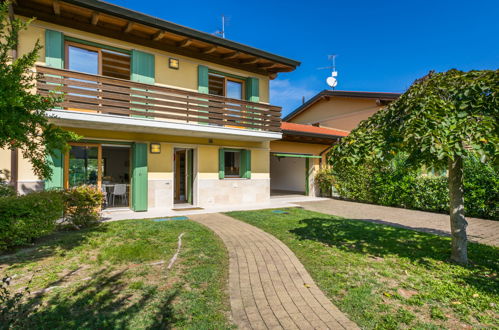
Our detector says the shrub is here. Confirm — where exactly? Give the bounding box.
[62,185,104,229]
[315,168,335,197]
[0,191,64,251]
[330,157,498,220]
[0,182,15,198]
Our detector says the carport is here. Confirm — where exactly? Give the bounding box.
[269,122,348,197]
[270,153,321,196]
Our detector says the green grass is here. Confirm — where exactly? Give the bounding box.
[0,219,233,329]
[227,208,499,329]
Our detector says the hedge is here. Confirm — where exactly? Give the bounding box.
[0,191,64,251]
[317,157,498,220]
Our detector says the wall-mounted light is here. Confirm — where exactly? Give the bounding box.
[168,58,179,69]
[150,143,161,154]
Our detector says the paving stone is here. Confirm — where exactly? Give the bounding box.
[298,199,499,247]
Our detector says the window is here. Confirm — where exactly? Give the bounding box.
[65,42,131,79]
[219,148,251,179]
[208,73,244,99]
[224,150,241,177]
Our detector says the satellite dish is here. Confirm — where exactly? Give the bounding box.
[326,76,338,88]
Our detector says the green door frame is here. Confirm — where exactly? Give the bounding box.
[305,158,310,196]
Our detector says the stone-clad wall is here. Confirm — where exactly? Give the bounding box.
[197,178,270,207]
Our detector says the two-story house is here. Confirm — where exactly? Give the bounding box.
[2,0,300,212]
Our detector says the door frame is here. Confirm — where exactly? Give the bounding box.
[64,142,102,189]
[172,146,197,206]
[64,142,133,209]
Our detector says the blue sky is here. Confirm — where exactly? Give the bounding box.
[107,0,499,116]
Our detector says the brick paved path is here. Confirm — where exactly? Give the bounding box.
[298,199,499,247]
[191,213,358,330]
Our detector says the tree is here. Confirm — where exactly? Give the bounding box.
[328,69,498,264]
[0,2,77,180]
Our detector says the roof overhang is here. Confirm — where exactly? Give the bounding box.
[47,110,282,142]
[283,90,402,121]
[14,0,300,78]
[281,129,341,145]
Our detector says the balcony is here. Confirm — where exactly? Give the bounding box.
[36,66,282,137]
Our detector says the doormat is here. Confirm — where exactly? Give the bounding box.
[153,216,189,222]
[271,210,289,214]
[172,207,204,211]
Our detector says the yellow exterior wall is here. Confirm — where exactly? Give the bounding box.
[251,148,270,180]
[18,154,39,181]
[148,143,173,180]
[0,148,40,182]
[290,97,384,132]
[62,127,269,180]
[0,148,11,181]
[18,24,45,62]
[197,145,219,179]
[20,20,270,103]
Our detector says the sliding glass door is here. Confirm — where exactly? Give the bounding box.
[64,143,102,189]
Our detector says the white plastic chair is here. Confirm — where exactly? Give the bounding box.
[111,184,127,206]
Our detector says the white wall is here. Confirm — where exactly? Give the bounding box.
[270,156,306,193]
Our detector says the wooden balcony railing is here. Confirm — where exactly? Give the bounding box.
[36,66,282,133]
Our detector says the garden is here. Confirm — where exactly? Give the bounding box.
[228,208,499,329]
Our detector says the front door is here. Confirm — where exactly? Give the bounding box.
[174,148,194,204]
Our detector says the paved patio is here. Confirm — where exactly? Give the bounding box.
[101,195,327,222]
[191,213,358,330]
[297,199,499,247]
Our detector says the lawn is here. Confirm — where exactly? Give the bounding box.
[0,219,233,329]
[227,208,499,329]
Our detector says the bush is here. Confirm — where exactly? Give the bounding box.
[330,157,498,220]
[62,185,104,229]
[315,168,335,197]
[0,182,15,198]
[0,191,64,251]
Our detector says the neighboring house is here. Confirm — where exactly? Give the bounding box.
[269,123,347,196]
[275,90,401,196]
[1,0,300,212]
[283,90,401,132]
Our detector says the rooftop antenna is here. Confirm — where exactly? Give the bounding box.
[213,15,226,38]
[317,55,338,89]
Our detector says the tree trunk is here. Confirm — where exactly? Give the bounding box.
[448,156,468,264]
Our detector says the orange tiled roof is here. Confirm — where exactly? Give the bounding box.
[281,122,349,137]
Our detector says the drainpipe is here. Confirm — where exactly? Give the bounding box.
[8,3,19,192]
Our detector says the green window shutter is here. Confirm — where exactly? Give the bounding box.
[131,143,148,211]
[197,65,210,124]
[131,50,155,84]
[45,149,64,190]
[45,29,64,69]
[131,50,155,118]
[198,65,209,93]
[241,150,252,179]
[245,77,259,102]
[218,148,225,179]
